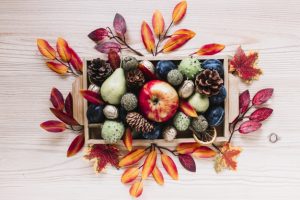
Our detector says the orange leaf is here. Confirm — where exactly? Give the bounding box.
[152,166,164,185]
[162,34,194,53]
[176,142,200,154]
[141,150,157,180]
[141,21,155,53]
[161,154,178,180]
[56,37,71,62]
[70,47,83,72]
[121,167,139,184]
[152,10,165,36]
[129,181,143,198]
[172,29,195,38]
[119,149,146,167]
[40,120,66,133]
[67,133,84,157]
[193,43,225,56]
[192,146,216,158]
[123,128,133,151]
[46,61,68,75]
[172,0,187,24]
[179,100,198,118]
[37,39,56,59]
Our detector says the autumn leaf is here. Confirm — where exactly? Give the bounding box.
[121,167,139,184]
[239,90,250,114]
[129,181,143,198]
[50,108,79,126]
[56,37,71,62]
[113,13,127,36]
[252,88,274,106]
[123,128,133,152]
[50,87,64,110]
[172,0,187,24]
[37,39,56,59]
[214,143,242,173]
[229,46,262,83]
[95,42,121,54]
[176,142,200,154]
[46,62,68,75]
[88,28,109,43]
[64,92,73,117]
[152,166,164,185]
[67,133,84,157]
[171,29,195,38]
[162,34,194,53]
[40,120,66,133]
[249,107,273,122]
[108,49,121,70]
[178,154,196,172]
[152,10,164,37]
[69,47,83,72]
[141,21,155,53]
[179,100,197,118]
[192,146,216,158]
[84,144,119,173]
[192,43,225,56]
[80,90,104,105]
[161,154,178,180]
[141,150,157,180]
[119,149,146,167]
[238,120,262,134]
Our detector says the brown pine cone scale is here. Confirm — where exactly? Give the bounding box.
[195,69,223,96]
[88,58,113,86]
[126,112,154,133]
[126,69,145,89]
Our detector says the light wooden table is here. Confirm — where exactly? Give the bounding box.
[0,0,300,199]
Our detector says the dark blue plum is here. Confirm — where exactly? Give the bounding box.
[202,59,224,77]
[87,104,105,123]
[205,106,224,127]
[118,107,127,122]
[156,60,176,78]
[209,86,227,105]
[143,124,162,139]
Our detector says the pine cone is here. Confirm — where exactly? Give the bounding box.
[195,69,223,96]
[88,58,113,86]
[126,112,154,133]
[126,69,145,89]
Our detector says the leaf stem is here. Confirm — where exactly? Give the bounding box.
[154,21,173,56]
[155,144,178,156]
[212,143,223,155]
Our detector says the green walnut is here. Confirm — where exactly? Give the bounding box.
[178,57,202,79]
[173,112,190,131]
[101,120,125,144]
[188,93,209,113]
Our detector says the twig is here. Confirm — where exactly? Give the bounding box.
[154,21,173,56]
[212,143,223,155]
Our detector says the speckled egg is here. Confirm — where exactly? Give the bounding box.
[191,115,208,132]
[202,59,224,77]
[188,93,209,113]
[178,80,194,99]
[209,86,227,105]
[163,126,177,142]
[103,105,119,119]
[101,120,125,143]
[173,112,190,131]
[87,104,105,123]
[178,57,202,79]
[156,60,176,78]
[205,106,225,127]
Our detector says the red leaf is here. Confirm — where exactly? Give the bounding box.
[238,120,262,134]
[88,28,109,42]
[229,46,262,83]
[252,88,274,106]
[108,49,121,70]
[239,90,250,114]
[249,107,273,122]
[178,154,196,172]
[40,120,66,132]
[113,13,127,36]
[50,87,64,110]
[70,48,83,72]
[80,90,104,105]
[65,92,73,117]
[67,133,84,157]
[192,43,225,56]
[95,42,121,54]
[50,108,79,125]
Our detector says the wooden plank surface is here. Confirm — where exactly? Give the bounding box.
[0,0,300,199]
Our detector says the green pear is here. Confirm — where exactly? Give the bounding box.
[100,68,126,105]
[188,93,209,113]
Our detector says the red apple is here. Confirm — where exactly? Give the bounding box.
[139,80,179,122]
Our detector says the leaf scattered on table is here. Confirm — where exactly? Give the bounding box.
[129,181,143,198]
[67,133,84,157]
[162,34,194,53]
[179,100,198,118]
[152,10,164,37]
[108,49,121,70]
[141,21,155,54]
[119,149,146,167]
[121,167,140,184]
[88,28,109,43]
[56,37,71,62]
[141,150,157,180]
[50,87,64,110]
[64,92,73,117]
[40,120,66,133]
[192,146,216,158]
[69,47,83,72]
[252,88,274,106]
[172,0,187,24]
[178,154,196,172]
[171,29,195,37]
[192,43,225,56]
[239,90,250,114]
[46,62,68,75]
[95,41,121,54]
[229,46,262,83]
[113,13,127,36]
[50,108,79,125]
[249,107,273,122]
[37,39,56,60]
[161,154,178,180]
[238,120,262,134]
[176,142,200,154]
[80,90,104,105]
[123,128,133,152]
[152,166,164,185]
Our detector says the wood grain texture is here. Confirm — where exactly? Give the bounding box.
[0,0,300,199]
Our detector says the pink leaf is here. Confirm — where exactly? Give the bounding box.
[95,42,121,54]
[239,90,250,114]
[178,154,196,172]
[40,120,66,132]
[50,87,64,110]
[252,88,274,106]
[113,13,127,36]
[249,107,273,122]
[88,28,109,42]
[239,120,262,134]
[65,92,73,117]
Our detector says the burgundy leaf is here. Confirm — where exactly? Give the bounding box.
[108,49,121,70]
[40,120,66,132]
[88,28,109,43]
[113,13,127,36]
[95,42,121,54]
[80,90,104,105]
[50,108,79,125]
[252,88,274,106]
[239,120,262,134]
[50,87,64,110]
[67,133,85,157]
[249,107,273,122]
[65,92,73,117]
[69,47,83,72]
[239,90,250,114]
[178,154,196,172]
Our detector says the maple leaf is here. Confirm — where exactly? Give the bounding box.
[229,46,262,83]
[84,144,119,173]
[214,143,242,173]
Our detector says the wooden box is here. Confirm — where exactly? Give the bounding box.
[72,55,239,146]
